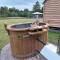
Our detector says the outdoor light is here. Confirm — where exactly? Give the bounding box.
[32,12,42,25]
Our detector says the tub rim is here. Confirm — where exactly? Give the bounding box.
[6,22,48,31]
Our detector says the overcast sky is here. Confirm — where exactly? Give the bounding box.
[0,0,44,10]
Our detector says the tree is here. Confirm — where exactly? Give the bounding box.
[40,7,43,13]
[0,6,9,17]
[23,9,29,17]
[33,1,41,12]
[8,7,19,17]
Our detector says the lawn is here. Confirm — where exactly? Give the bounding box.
[48,31,59,45]
[0,18,32,51]
[0,18,59,51]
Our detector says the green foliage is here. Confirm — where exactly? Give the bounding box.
[32,1,43,17]
[0,1,43,17]
[40,7,43,13]
[0,6,9,17]
[33,1,41,12]
[8,7,19,17]
[23,9,29,17]
[0,6,33,17]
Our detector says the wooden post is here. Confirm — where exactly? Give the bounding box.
[4,23,7,30]
[4,23,10,35]
[57,34,60,55]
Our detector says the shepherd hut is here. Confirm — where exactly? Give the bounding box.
[43,0,60,27]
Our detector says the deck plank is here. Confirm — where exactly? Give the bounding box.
[1,44,47,60]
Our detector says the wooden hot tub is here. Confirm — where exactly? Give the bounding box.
[4,23,48,58]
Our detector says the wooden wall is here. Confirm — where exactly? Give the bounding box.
[44,0,60,27]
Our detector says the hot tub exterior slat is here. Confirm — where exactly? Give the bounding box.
[5,23,48,59]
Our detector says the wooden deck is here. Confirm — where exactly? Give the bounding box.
[0,44,47,60]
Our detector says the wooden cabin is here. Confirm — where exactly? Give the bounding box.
[43,0,60,28]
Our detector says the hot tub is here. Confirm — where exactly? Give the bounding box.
[4,23,48,58]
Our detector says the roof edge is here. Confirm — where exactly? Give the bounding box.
[43,0,48,4]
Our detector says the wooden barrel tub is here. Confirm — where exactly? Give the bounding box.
[4,23,48,59]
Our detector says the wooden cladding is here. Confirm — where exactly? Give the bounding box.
[44,0,60,27]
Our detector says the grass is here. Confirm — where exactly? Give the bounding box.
[0,18,32,50]
[0,18,59,51]
[48,31,59,45]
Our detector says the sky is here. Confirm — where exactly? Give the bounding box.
[0,0,44,11]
